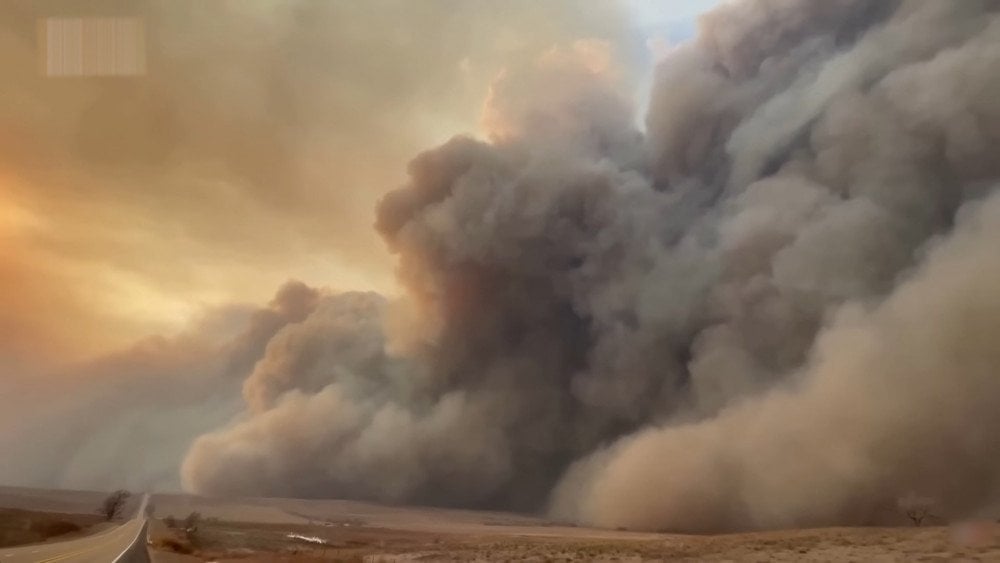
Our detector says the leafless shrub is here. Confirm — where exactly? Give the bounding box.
[183,511,203,547]
[183,511,202,532]
[97,490,131,521]
[152,537,193,554]
[897,494,937,526]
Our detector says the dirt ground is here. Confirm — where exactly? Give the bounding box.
[0,506,106,548]
[146,520,1000,562]
[3,487,999,561]
[148,494,1000,562]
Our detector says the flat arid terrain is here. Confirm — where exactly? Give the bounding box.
[150,519,1000,562]
[1,486,999,561]
[0,506,105,548]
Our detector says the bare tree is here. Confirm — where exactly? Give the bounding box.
[897,493,937,526]
[97,489,132,521]
[183,511,202,533]
[183,511,203,548]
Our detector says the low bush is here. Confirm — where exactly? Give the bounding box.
[152,537,194,554]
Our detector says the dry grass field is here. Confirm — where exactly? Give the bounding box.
[0,485,143,550]
[0,485,142,517]
[0,485,108,514]
[0,506,105,548]
[1,487,997,560]
[147,519,1000,562]
[148,494,1000,562]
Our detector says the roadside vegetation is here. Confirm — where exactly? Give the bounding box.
[154,510,204,555]
[0,507,102,548]
[96,489,131,521]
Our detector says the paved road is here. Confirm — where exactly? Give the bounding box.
[0,494,149,563]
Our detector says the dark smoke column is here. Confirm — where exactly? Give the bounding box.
[185,0,1000,533]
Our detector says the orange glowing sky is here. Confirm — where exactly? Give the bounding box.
[0,0,689,370]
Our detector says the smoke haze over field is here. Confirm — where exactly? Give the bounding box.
[6,0,1000,533]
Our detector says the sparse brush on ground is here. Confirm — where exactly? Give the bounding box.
[138,501,1000,563]
[152,520,1000,562]
[0,508,101,548]
[151,536,194,554]
[182,510,202,548]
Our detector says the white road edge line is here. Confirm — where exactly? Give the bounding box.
[111,494,150,563]
[110,518,147,563]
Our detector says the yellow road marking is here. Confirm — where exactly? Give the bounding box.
[35,521,137,563]
[34,530,124,563]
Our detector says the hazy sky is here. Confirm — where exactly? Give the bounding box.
[627,0,723,29]
[0,0,720,370]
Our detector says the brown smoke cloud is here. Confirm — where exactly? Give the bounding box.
[0,280,328,491]
[181,0,1000,531]
[8,0,1000,534]
[554,191,1000,532]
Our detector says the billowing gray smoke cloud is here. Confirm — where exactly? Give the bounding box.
[0,281,321,491]
[183,0,1000,531]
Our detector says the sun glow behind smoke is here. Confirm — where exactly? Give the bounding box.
[0,0,644,369]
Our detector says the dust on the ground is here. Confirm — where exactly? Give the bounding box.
[5,490,992,561]
[149,517,1000,562]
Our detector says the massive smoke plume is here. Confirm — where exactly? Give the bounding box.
[0,281,325,491]
[177,0,1000,532]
